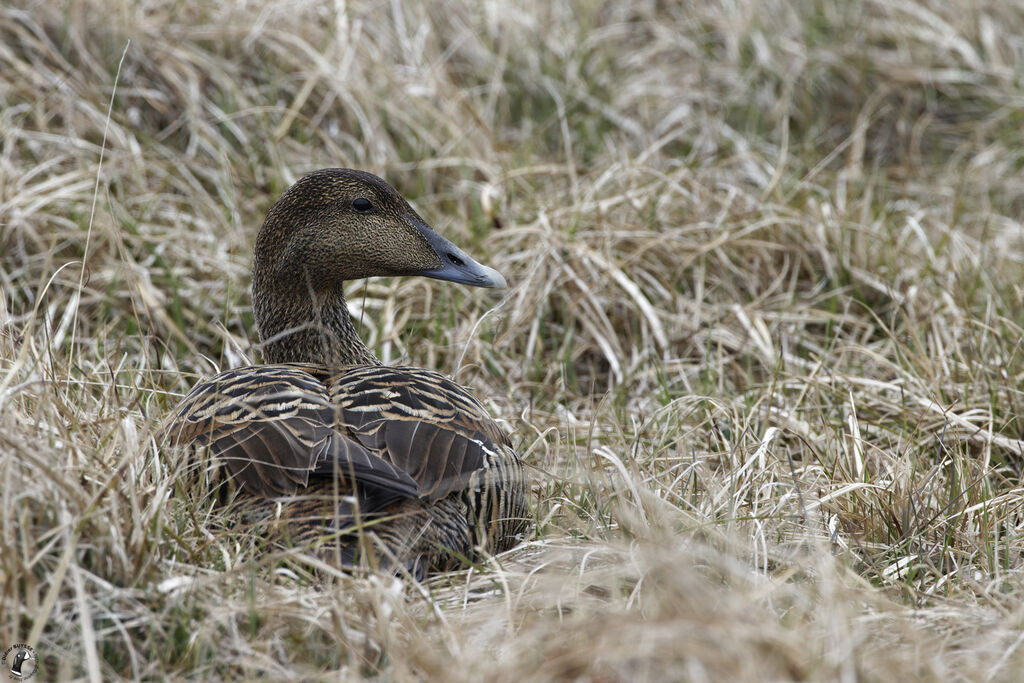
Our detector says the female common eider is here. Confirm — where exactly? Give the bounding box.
[167,169,530,578]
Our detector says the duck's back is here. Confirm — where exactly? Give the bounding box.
[168,362,530,576]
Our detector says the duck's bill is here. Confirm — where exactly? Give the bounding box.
[406,216,508,288]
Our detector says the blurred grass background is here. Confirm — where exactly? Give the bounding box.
[3,0,1024,680]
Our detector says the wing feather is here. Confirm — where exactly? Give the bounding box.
[330,366,512,501]
[166,363,528,547]
[166,365,418,502]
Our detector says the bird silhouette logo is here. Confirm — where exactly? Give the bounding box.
[1,645,38,681]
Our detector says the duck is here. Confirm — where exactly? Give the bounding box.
[165,168,531,578]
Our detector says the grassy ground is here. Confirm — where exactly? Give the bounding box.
[3,0,1024,679]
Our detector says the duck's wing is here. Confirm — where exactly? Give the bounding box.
[327,366,522,503]
[165,364,419,502]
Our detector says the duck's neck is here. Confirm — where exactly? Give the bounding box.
[253,284,380,367]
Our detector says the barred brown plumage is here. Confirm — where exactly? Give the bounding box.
[164,169,530,579]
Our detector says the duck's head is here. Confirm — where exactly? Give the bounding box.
[253,168,505,296]
[251,168,505,365]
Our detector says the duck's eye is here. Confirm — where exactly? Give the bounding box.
[352,197,374,213]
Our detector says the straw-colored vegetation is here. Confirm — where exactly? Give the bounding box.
[3,0,1024,680]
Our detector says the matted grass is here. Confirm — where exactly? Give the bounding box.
[2,0,1024,680]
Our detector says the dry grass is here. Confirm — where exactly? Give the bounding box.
[3,0,1024,680]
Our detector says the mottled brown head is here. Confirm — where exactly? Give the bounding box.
[251,168,505,366]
